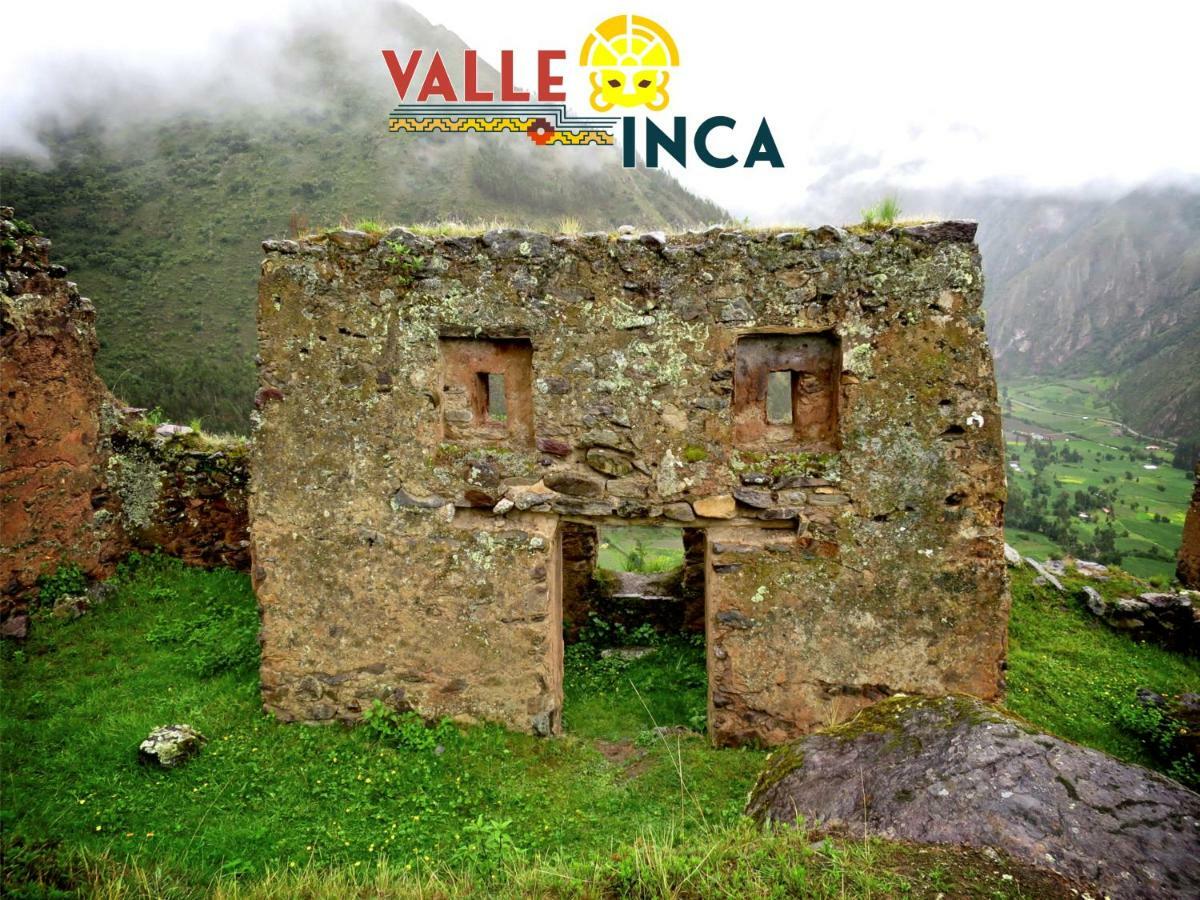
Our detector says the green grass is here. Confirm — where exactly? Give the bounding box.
[860,195,902,228]
[563,639,708,739]
[1001,374,1193,579]
[1,554,761,893]
[1006,565,1200,775]
[3,554,1196,896]
[596,525,686,573]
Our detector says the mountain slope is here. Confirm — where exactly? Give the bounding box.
[982,189,1200,444]
[2,3,725,432]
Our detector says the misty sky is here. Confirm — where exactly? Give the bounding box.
[4,0,1198,221]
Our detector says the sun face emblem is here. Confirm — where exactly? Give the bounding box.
[580,14,679,112]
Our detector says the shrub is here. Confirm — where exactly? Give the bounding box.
[362,700,459,752]
[35,564,87,607]
[1115,700,1198,788]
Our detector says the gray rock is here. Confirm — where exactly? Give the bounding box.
[1043,559,1069,577]
[639,231,667,249]
[773,475,831,489]
[530,711,553,737]
[897,220,978,244]
[327,229,374,251]
[662,501,696,522]
[733,487,774,509]
[1080,585,1107,617]
[382,227,435,253]
[535,437,572,457]
[607,477,650,498]
[600,646,656,661]
[812,225,848,243]
[138,724,206,768]
[1003,543,1022,567]
[508,485,555,511]
[807,492,850,507]
[1,615,30,640]
[154,423,193,438]
[391,487,449,510]
[580,429,627,451]
[1024,557,1064,592]
[585,448,633,477]
[51,595,90,620]
[1093,592,1197,653]
[740,472,772,486]
[550,496,617,517]
[481,228,550,258]
[543,471,605,498]
[747,695,1200,899]
[718,298,754,323]
[774,489,808,506]
[1074,559,1110,579]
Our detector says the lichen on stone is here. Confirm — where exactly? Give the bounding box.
[107,445,164,531]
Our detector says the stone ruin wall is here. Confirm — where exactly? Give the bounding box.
[1,207,250,627]
[253,220,1010,747]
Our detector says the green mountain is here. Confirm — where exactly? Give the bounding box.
[2,3,724,432]
[980,189,1200,446]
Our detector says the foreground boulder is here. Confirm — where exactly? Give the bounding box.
[746,695,1200,899]
[138,724,206,768]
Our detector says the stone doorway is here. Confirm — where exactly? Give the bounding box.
[558,522,709,738]
[561,524,705,643]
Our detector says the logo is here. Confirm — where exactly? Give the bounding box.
[580,14,677,112]
[382,13,781,169]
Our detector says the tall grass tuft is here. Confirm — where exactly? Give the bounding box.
[861,195,902,227]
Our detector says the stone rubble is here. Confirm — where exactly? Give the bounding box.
[138,724,207,768]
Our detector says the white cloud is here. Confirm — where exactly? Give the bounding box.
[3,0,1197,220]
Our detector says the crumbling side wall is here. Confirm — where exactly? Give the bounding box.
[1179,464,1200,590]
[2,210,117,608]
[1,208,249,627]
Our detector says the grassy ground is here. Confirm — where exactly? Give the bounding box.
[596,525,685,574]
[1006,566,1199,778]
[3,554,1197,896]
[1000,374,1193,579]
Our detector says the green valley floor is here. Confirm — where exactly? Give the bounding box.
[1000,374,1193,581]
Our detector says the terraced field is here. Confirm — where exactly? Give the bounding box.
[1001,376,1193,580]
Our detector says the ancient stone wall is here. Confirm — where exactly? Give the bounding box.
[1178,464,1200,590]
[1,208,250,625]
[1,209,116,608]
[253,220,1008,745]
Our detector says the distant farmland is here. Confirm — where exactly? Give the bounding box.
[1000,376,1191,581]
